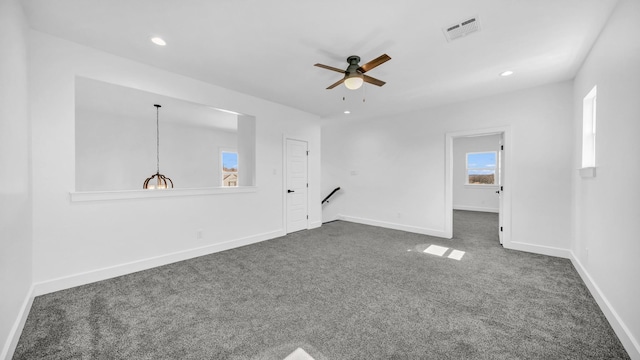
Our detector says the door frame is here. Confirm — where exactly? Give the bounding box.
[444,126,511,246]
[283,136,310,234]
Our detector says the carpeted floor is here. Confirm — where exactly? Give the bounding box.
[13,211,629,359]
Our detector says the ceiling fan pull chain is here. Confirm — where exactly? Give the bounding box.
[363,83,366,102]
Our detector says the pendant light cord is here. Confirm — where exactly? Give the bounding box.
[155,104,161,174]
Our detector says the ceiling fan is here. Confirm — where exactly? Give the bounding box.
[314,54,391,90]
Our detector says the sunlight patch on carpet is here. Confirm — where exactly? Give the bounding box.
[448,249,465,260]
[424,245,449,256]
[284,347,315,360]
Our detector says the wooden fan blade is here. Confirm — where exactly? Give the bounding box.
[326,77,346,89]
[358,54,391,73]
[363,75,386,87]
[314,63,346,74]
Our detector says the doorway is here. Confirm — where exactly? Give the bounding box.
[285,138,309,233]
[445,127,511,246]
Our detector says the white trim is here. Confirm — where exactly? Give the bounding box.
[570,252,640,359]
[308,220,322,229]
[321,214,340,224]
[1,285,35,360]
[70,186,257,202]
[579,167,596,178]
[446,126,511,243]
[504,241,571,259]
[337,214,448,238]
[463,184,499,189]
[453,205,499,213]
[282,134,287,234]
[32,229,284,296]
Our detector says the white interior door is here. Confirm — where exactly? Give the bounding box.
[498,135,504,245]
[286,139,308,233]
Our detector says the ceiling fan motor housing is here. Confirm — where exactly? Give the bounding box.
[346,55,362,75]
[344,56,364,89]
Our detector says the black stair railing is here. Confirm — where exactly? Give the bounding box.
[322,187,341,204]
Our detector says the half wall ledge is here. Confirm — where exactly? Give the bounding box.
[70,186,258,202]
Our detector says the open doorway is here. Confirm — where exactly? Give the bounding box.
[445,127,511,246]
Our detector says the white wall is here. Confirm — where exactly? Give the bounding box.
[322,81,573,253]
[572,0,640,357]
[75,109,238,191]
[0,0,32,358]
[453,134,501,213]
[238,115,257,187]
[29,31,321,291]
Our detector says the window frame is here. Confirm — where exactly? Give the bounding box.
[465,151,498,187]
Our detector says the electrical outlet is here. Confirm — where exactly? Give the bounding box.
[197,229,203,240]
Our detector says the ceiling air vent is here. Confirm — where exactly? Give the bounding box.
[443,17,480,42]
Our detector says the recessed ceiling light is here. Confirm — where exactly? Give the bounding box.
[500,70,514,77]
[344,110,351,114]
[151,37,166,46]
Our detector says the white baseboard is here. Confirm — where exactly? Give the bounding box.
[321,214,340,224]
[33,229,285,297]
[308,221,322,229]
[453,205,499,213]
[1,285,35,360]
[505,241,571,259]
[337,214,448,238]
[570,253,640,359]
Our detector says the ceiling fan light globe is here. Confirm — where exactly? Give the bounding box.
[344,76,364,90]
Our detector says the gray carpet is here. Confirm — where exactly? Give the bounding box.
[14,211,629,359]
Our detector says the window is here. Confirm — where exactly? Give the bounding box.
[221,151,238,187]
[582,86,597,168]
[466,151,497,185]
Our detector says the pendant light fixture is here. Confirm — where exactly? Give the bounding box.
[143,104,173,189]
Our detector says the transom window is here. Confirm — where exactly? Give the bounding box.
[466,152,496,185]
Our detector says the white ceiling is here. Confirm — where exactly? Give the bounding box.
[22,0,618,122]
